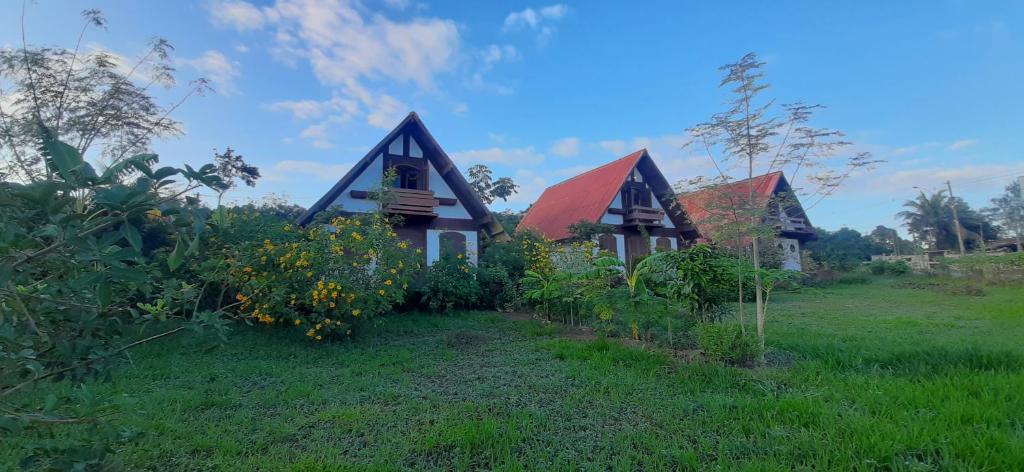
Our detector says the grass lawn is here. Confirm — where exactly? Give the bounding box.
[4,278,1023,470]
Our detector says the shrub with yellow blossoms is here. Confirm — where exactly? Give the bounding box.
[226,213,419,340]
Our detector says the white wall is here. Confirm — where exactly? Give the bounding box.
[329,153,383,213]
[601,193,624,224]
[426,229,478,266]
[428,161,472,219]
[778,237,801,271]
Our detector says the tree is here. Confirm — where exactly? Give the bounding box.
[467,164,519,205]
[0,9,210,183]
[899,191,997,251]
[869,225,917,256]
[984,180,1024,251]
[684,53,878,363]
[806,227,883,270]
[0,7,224,467]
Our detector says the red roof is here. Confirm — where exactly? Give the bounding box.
[518,150,645,240]
[676,172,783,240]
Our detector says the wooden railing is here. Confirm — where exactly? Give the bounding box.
[774,216,810,232]
[623,207,665,227]
[385,188,439,217]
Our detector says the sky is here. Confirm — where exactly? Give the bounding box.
[4,0,1024,236]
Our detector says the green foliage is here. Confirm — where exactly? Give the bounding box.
[648,244,741,322]
[805,227,886,270]
[419,253,481,312]
[566,220,616,242]
[0,131,228,467]
[695,323,759,365]
[869,259,911,276]
[946,253,1024,283]
[900,191,998,251]
[467,164,519,205]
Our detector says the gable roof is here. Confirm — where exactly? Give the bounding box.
[296,112,509,241]
[518,149,699,241]
[676,171,813,239]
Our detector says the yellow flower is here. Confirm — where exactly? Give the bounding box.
[315,335,322,341]
[390,268,397,274]
[295,319,302,326]
[378,289,386,296]
[306,271,314,278]
[384,279,393,286]
[352,309,361,317]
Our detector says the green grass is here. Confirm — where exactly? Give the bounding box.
[4,278,1023,470]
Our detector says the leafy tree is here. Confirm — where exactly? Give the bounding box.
[211,147,260,192]
[805,227,884,270]
[984,180,1023,251]
[467,164,519,205]
[0,7,224,467]
[899,191,997,251]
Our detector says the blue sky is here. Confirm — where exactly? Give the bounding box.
[5,0,1024,236]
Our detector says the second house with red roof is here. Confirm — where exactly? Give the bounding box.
[518,149,701,266]
[519,151,816,271]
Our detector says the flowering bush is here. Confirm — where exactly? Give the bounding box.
[225,214,419,340]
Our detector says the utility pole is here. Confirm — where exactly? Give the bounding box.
[946,180,966,255]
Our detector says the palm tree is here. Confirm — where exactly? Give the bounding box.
[899,191,956,250]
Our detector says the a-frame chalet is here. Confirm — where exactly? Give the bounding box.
[676,171,816,271]
[297,112,509,266]
[518,149,700,264]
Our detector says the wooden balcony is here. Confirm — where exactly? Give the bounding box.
[623,206,665,227]
[386,188,439,217]
[773,216,811,233]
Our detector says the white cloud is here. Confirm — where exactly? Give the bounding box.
[449,146,545,166]
[947,139,977,150]
[185,50,240,96]
[503,4,567,30]
[868,163,1024,194]
[252,0,460,91]
[598,140,627,155]
[549,137,580,157]
[482,44,520,66]
[265,159,353,181]
[234,43,250,53]
[265,96,358,120]
[452,102,469,115]
[366,94,407,129]
[209,0,267,30]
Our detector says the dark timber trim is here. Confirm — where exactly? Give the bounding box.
[296,112,510,242]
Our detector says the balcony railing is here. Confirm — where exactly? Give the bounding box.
[773,216,810,233]
[623,207,665,227]
[385,188,439,217]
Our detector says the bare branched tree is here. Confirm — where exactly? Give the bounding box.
[682,52,881,363]
[0,8,211,182]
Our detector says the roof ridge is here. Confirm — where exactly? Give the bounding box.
[544,149,645,191]
[679,171,782,197]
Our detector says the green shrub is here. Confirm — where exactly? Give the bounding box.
[696,323,759,366]
[419,253,482,311]
[477,264,521,311]
[886,260,911,275]
[868,259,911,276]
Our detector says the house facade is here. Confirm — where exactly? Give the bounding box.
[297,112,509,266]
[676,171,816,271]
[518,149,700,264]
